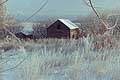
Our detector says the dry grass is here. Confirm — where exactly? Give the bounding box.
[0,38,120,80]
[0,15,120,80]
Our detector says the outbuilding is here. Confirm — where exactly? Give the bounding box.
[47,19,80,39]
[15,22,34,39]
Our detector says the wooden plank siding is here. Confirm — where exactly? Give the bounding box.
[47,19,80,39]
[47,20,70,39]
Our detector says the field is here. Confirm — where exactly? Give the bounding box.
[0,38,120,80]
[0,0,120,79]
[0,15,120,80]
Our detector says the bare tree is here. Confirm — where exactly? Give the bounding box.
[32,23,47,39]
[83,0,119,30]
[83,0,120,49]
[0,0,48,73]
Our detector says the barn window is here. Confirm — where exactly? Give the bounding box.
[57,24,61,29]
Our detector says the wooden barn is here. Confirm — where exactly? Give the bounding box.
[15,22,34,39]
[47,19,80,39]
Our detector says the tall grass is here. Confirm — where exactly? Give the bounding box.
[0,38,120,80]
[0,15,120,79]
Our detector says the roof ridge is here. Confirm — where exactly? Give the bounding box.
[58,19,79,29]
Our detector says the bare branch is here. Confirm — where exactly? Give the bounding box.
[0,51,32,73]
[85,0,119,30]
[24,0,48,22]
[0,53,18,60]
[0,0,48,73]
[83,0,102,9]
[0,0,22,45]
[0,0,8,6]
[3,24,22,45]
[2,0,48,45]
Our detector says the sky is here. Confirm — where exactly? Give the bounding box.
[6,0,120,17]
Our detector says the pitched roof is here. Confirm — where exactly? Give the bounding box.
[58,19,79,29]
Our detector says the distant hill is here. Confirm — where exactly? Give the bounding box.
[14,14,83,22]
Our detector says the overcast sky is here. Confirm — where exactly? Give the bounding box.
[6,0,120,16]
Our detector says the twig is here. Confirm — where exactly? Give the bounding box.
[82,0,101,9]
[24,0,48,22]
[85,0,119,30]
[0,0,8,6]
[3,24,22,45]
[0,51,32,73]
[0,0,48,73]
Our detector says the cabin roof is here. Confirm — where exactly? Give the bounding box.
[58,19,79,29]
[19,22,34,35]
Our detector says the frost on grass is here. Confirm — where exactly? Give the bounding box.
[1,39,120,80]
